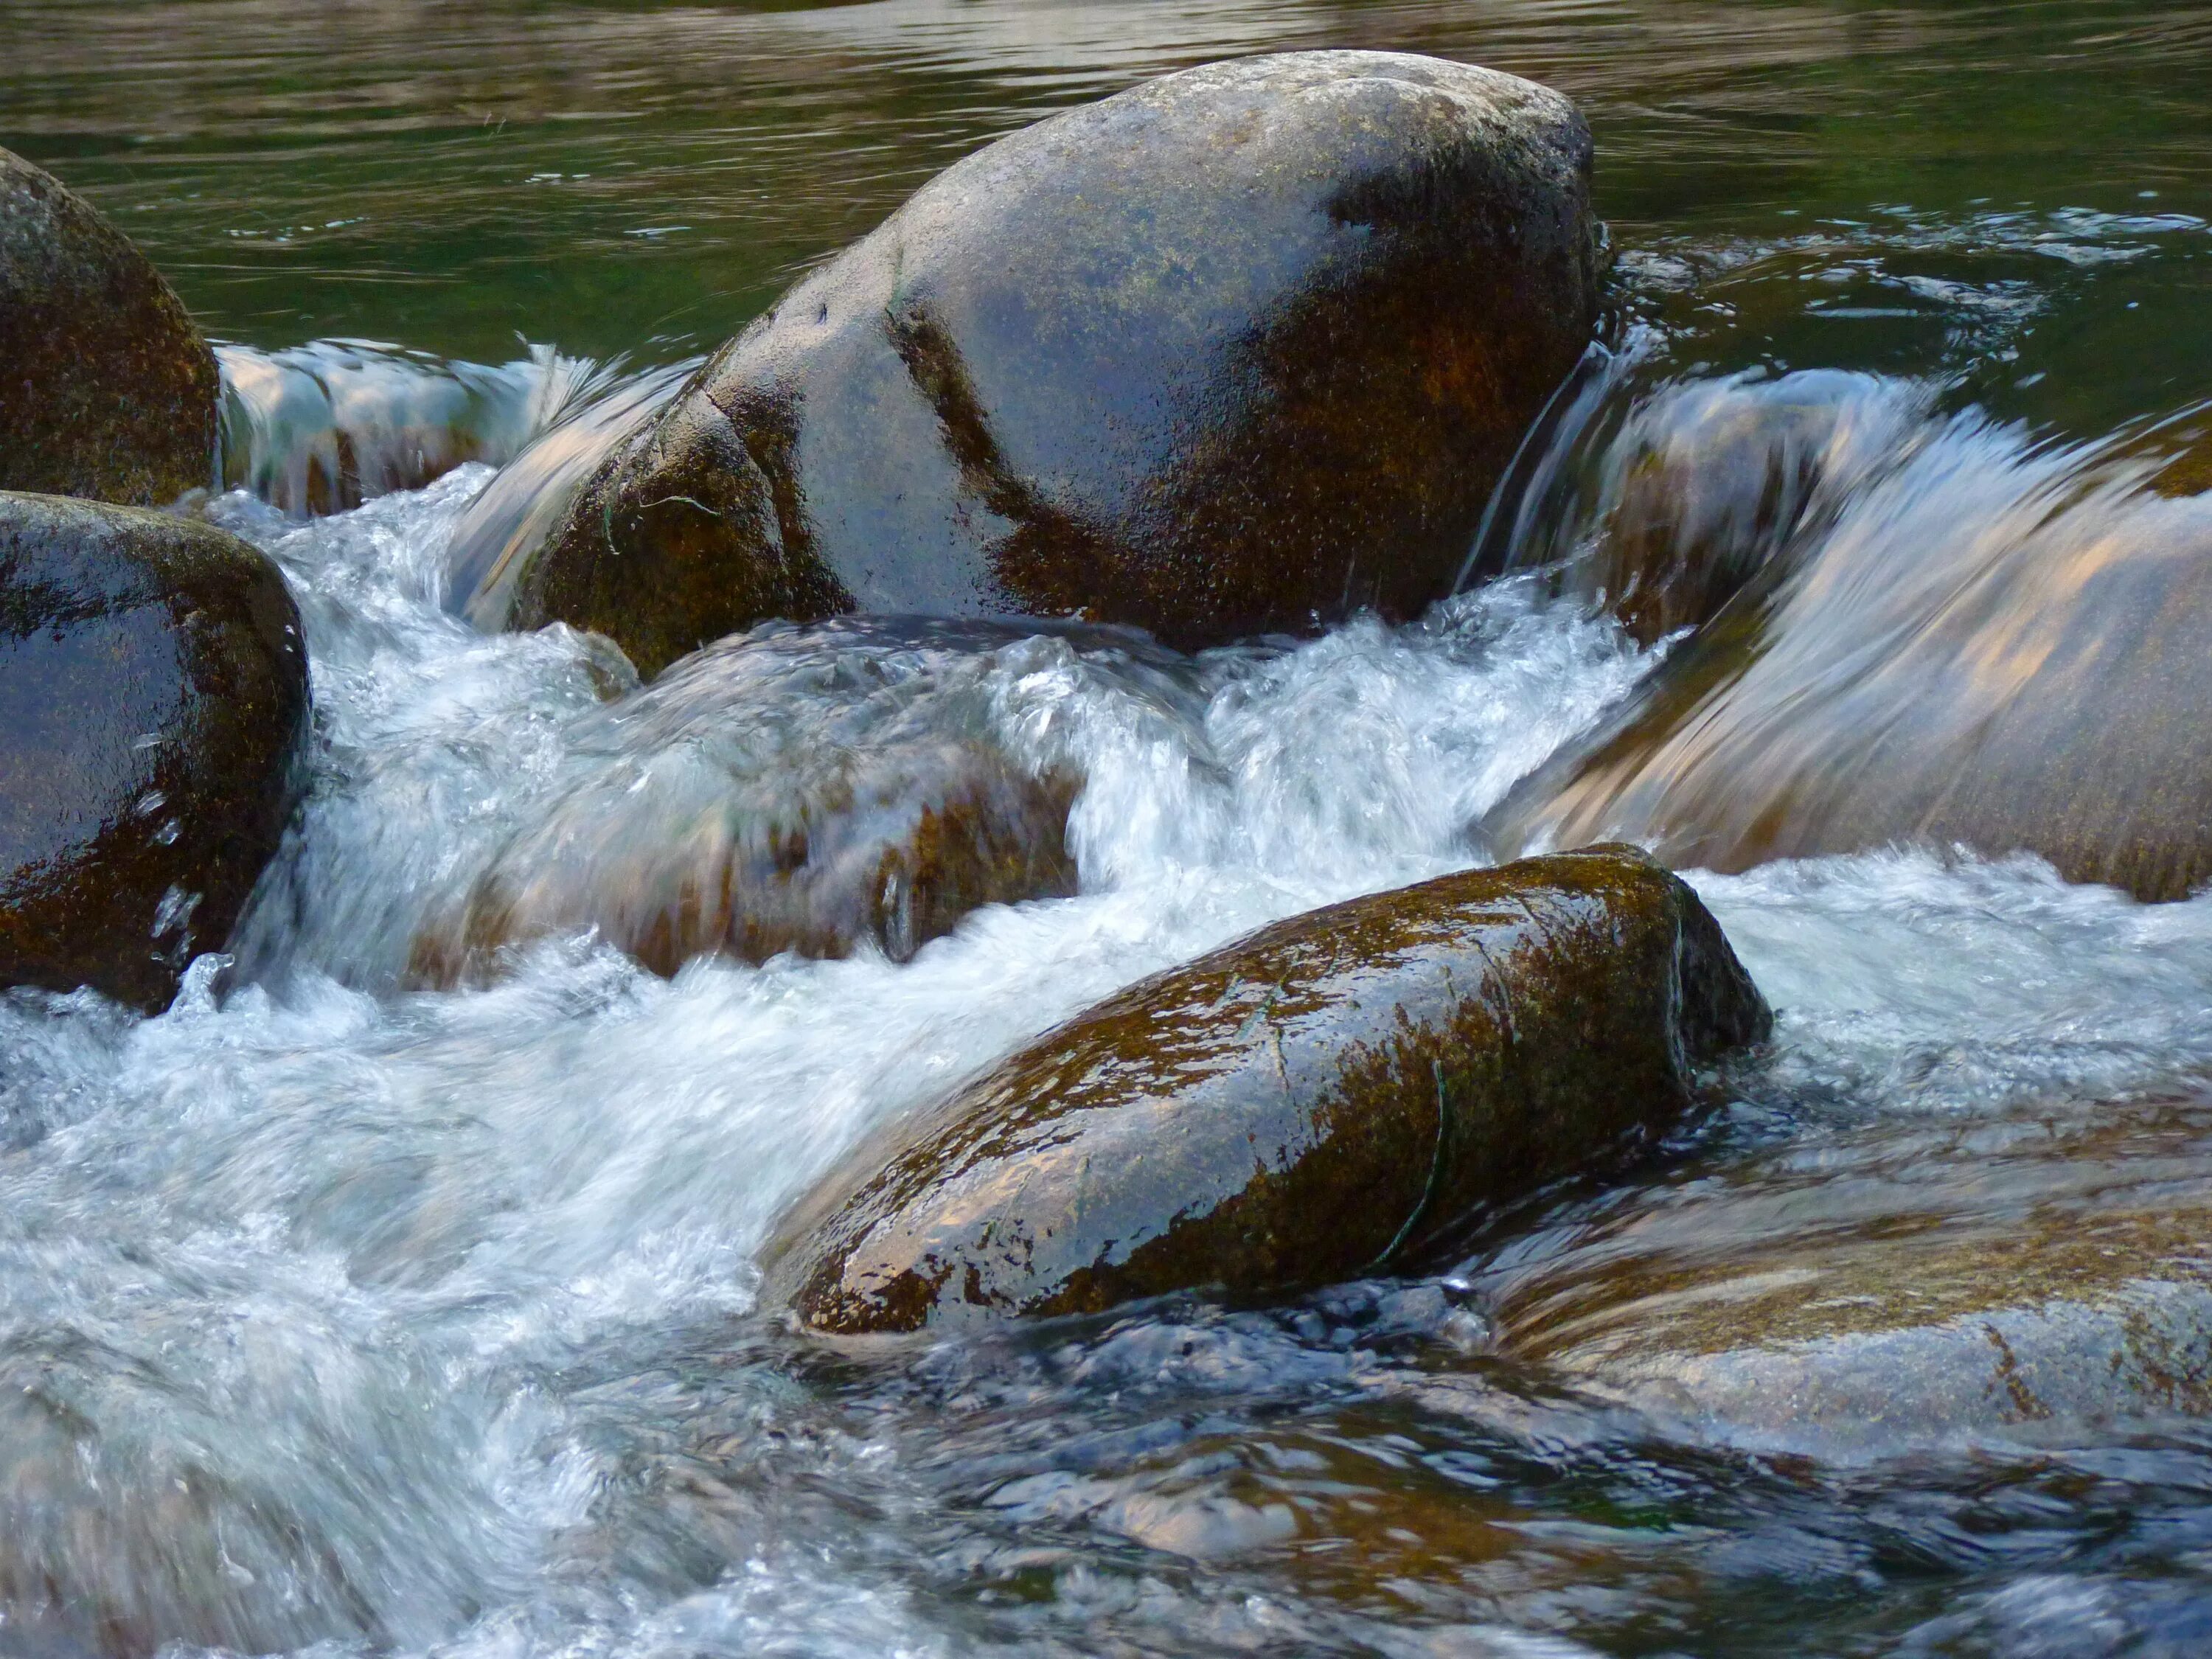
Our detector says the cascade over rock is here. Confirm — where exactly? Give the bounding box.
[1489,386,2212,902]
[408,617,1091,983]
[463,51,1604,676]
[0,492,308,1011]
[0,148,221,507]
[767,847,1769,1335]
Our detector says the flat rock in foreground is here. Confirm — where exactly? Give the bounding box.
[768,847,1770,1335]
[468,51,1604,676]
[1486,1098,2212,1454]
[0,493,307,1011]
[1,148,221,506]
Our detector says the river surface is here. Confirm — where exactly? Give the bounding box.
[5,2,2212,1655]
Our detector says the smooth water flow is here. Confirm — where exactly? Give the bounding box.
[5,1,2212,1654]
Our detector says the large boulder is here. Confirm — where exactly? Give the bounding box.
[1487,1099,2212,1453]
[1,148,221,506]
[1488,389,2212,900]
[465,52,1604,677]
[767,847,1770,1335]
[0,493,308,1011]
[408,617,1085,984]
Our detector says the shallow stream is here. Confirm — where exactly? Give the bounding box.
[5,2,2212,1654]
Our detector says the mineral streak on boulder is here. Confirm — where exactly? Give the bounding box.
[768,847,1770,1335]
[468,51,1604,678]
[1485,1096,2212,1453]
[408,616,1100,984]
[0,147,221,506]
[0,493,308,1011]
[1489,393,2212,902]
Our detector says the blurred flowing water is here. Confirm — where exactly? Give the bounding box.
[4,2,2212,1655]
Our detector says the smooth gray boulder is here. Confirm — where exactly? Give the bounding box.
[464,52,1605,675]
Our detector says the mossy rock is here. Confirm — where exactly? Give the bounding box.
[409,617,1089,984]
[0,492,308,1011]
[465,51,1604,677]
[766,847,1769,1335]
[0,148,220,507]
[1488,1098,2212,1452]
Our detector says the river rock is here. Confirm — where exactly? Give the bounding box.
[464,51,1604,677]
[408,617,1099,984]
[1,148,222,506]
[766,847,1770,1335]
[1486,1098,2212,1453]
[0,492,308,1011]
[1487,392,2212,900]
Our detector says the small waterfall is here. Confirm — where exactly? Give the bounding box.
[215,339,609,518]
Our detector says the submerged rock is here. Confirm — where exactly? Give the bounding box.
[408,617,1098,984]
[467,51,1604,676]
[768,847,1769,1335]
[0,492,308,1011]
[1489,388,2212,901]
[1486,1097,2212,1453]
[1,148,221,506]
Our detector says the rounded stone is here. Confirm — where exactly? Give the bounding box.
[765,846,1769,1335]
[0,492,309,1011]
[0,147,221,507]
[467,51,1604,677]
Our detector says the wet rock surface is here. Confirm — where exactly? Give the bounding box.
[408,616,1098,984]
[1488,379,2212,901]
[0,148,221,507]
[0,492,308,1011]
[768,846,1770,1335]
[1484,1096,2212,1453]
[467,51,1603,677]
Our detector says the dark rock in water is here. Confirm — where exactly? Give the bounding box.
[1488,389,2212,901]
[767,846,1769,1335]
[1486,1097,2212,1453]
[0,492,308,1011]
[467,51,1604,678]
[0,148,221,507]
[408,616,1102,984]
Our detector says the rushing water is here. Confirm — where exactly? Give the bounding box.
[6,2,2212,1655]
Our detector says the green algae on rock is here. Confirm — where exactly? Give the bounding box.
[768,847,1769,1335]
[465,51,1604,677]
[0,492,308,1012]
[409,617,1093,984]
[1485,1097,2212,1454]
[0,149,221,507]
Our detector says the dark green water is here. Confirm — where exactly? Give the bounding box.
[6,0,2208,428]
[8,6,2212,1659]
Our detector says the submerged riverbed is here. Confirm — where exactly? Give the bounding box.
[6,2,2212,1655]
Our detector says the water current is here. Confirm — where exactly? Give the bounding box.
[6,2,2212,1654]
